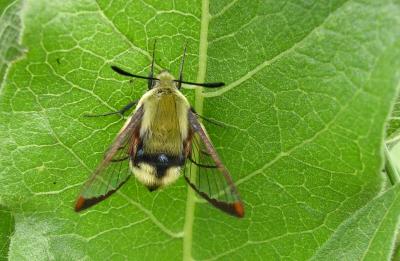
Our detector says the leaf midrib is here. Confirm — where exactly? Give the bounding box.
[182,0,210,260]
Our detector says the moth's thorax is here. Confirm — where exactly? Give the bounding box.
[154,71,177,89]
[136,83,190,150]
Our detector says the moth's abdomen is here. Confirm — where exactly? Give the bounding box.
[130,141,186,190]
[133,146,185,177]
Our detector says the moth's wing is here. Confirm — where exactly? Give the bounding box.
[184,111,244,218]
[75,106,144,211]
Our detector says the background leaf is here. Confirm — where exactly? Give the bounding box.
[387,98,400,139]
[0,205,14,261]
[1,0,400,260]
[311,184,400,260]
[0,0,25,87]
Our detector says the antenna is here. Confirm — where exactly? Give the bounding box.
[111,42,225,88]
[111,66,159,81]
[148,40,157,89]
[177,43,187,89]
[174,80,225,88]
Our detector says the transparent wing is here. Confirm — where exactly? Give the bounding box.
[184,111,244,217]
[75,106,143,211]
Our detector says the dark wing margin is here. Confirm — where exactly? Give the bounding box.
[75,106,144,212]
[185,110,244,218]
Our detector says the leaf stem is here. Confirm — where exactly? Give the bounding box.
[384,143,400,185]
[183,0,210,260]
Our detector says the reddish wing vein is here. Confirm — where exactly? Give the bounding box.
[184,110,244,218]
[75,106,143,211]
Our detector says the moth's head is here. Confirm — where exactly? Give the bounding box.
[152,70,177,89]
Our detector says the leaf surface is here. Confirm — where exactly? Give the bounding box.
[0,205,14,261]
[0,0,25,87]
[1,0,400,260]
[311,184,400,260]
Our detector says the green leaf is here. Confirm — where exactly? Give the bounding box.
[1,0,400,260]
[0,0,25,87]
[311,184,400,260]
[386,97,400,139]
[0,205,14,261]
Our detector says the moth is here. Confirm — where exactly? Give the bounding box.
[75,45,244,218]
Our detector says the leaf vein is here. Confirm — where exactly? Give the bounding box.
[203,0,350,98]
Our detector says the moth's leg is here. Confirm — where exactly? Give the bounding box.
[188,156,217,168]
[111,156,129,162]
[84,100,138,117]
[190,107,228,128]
